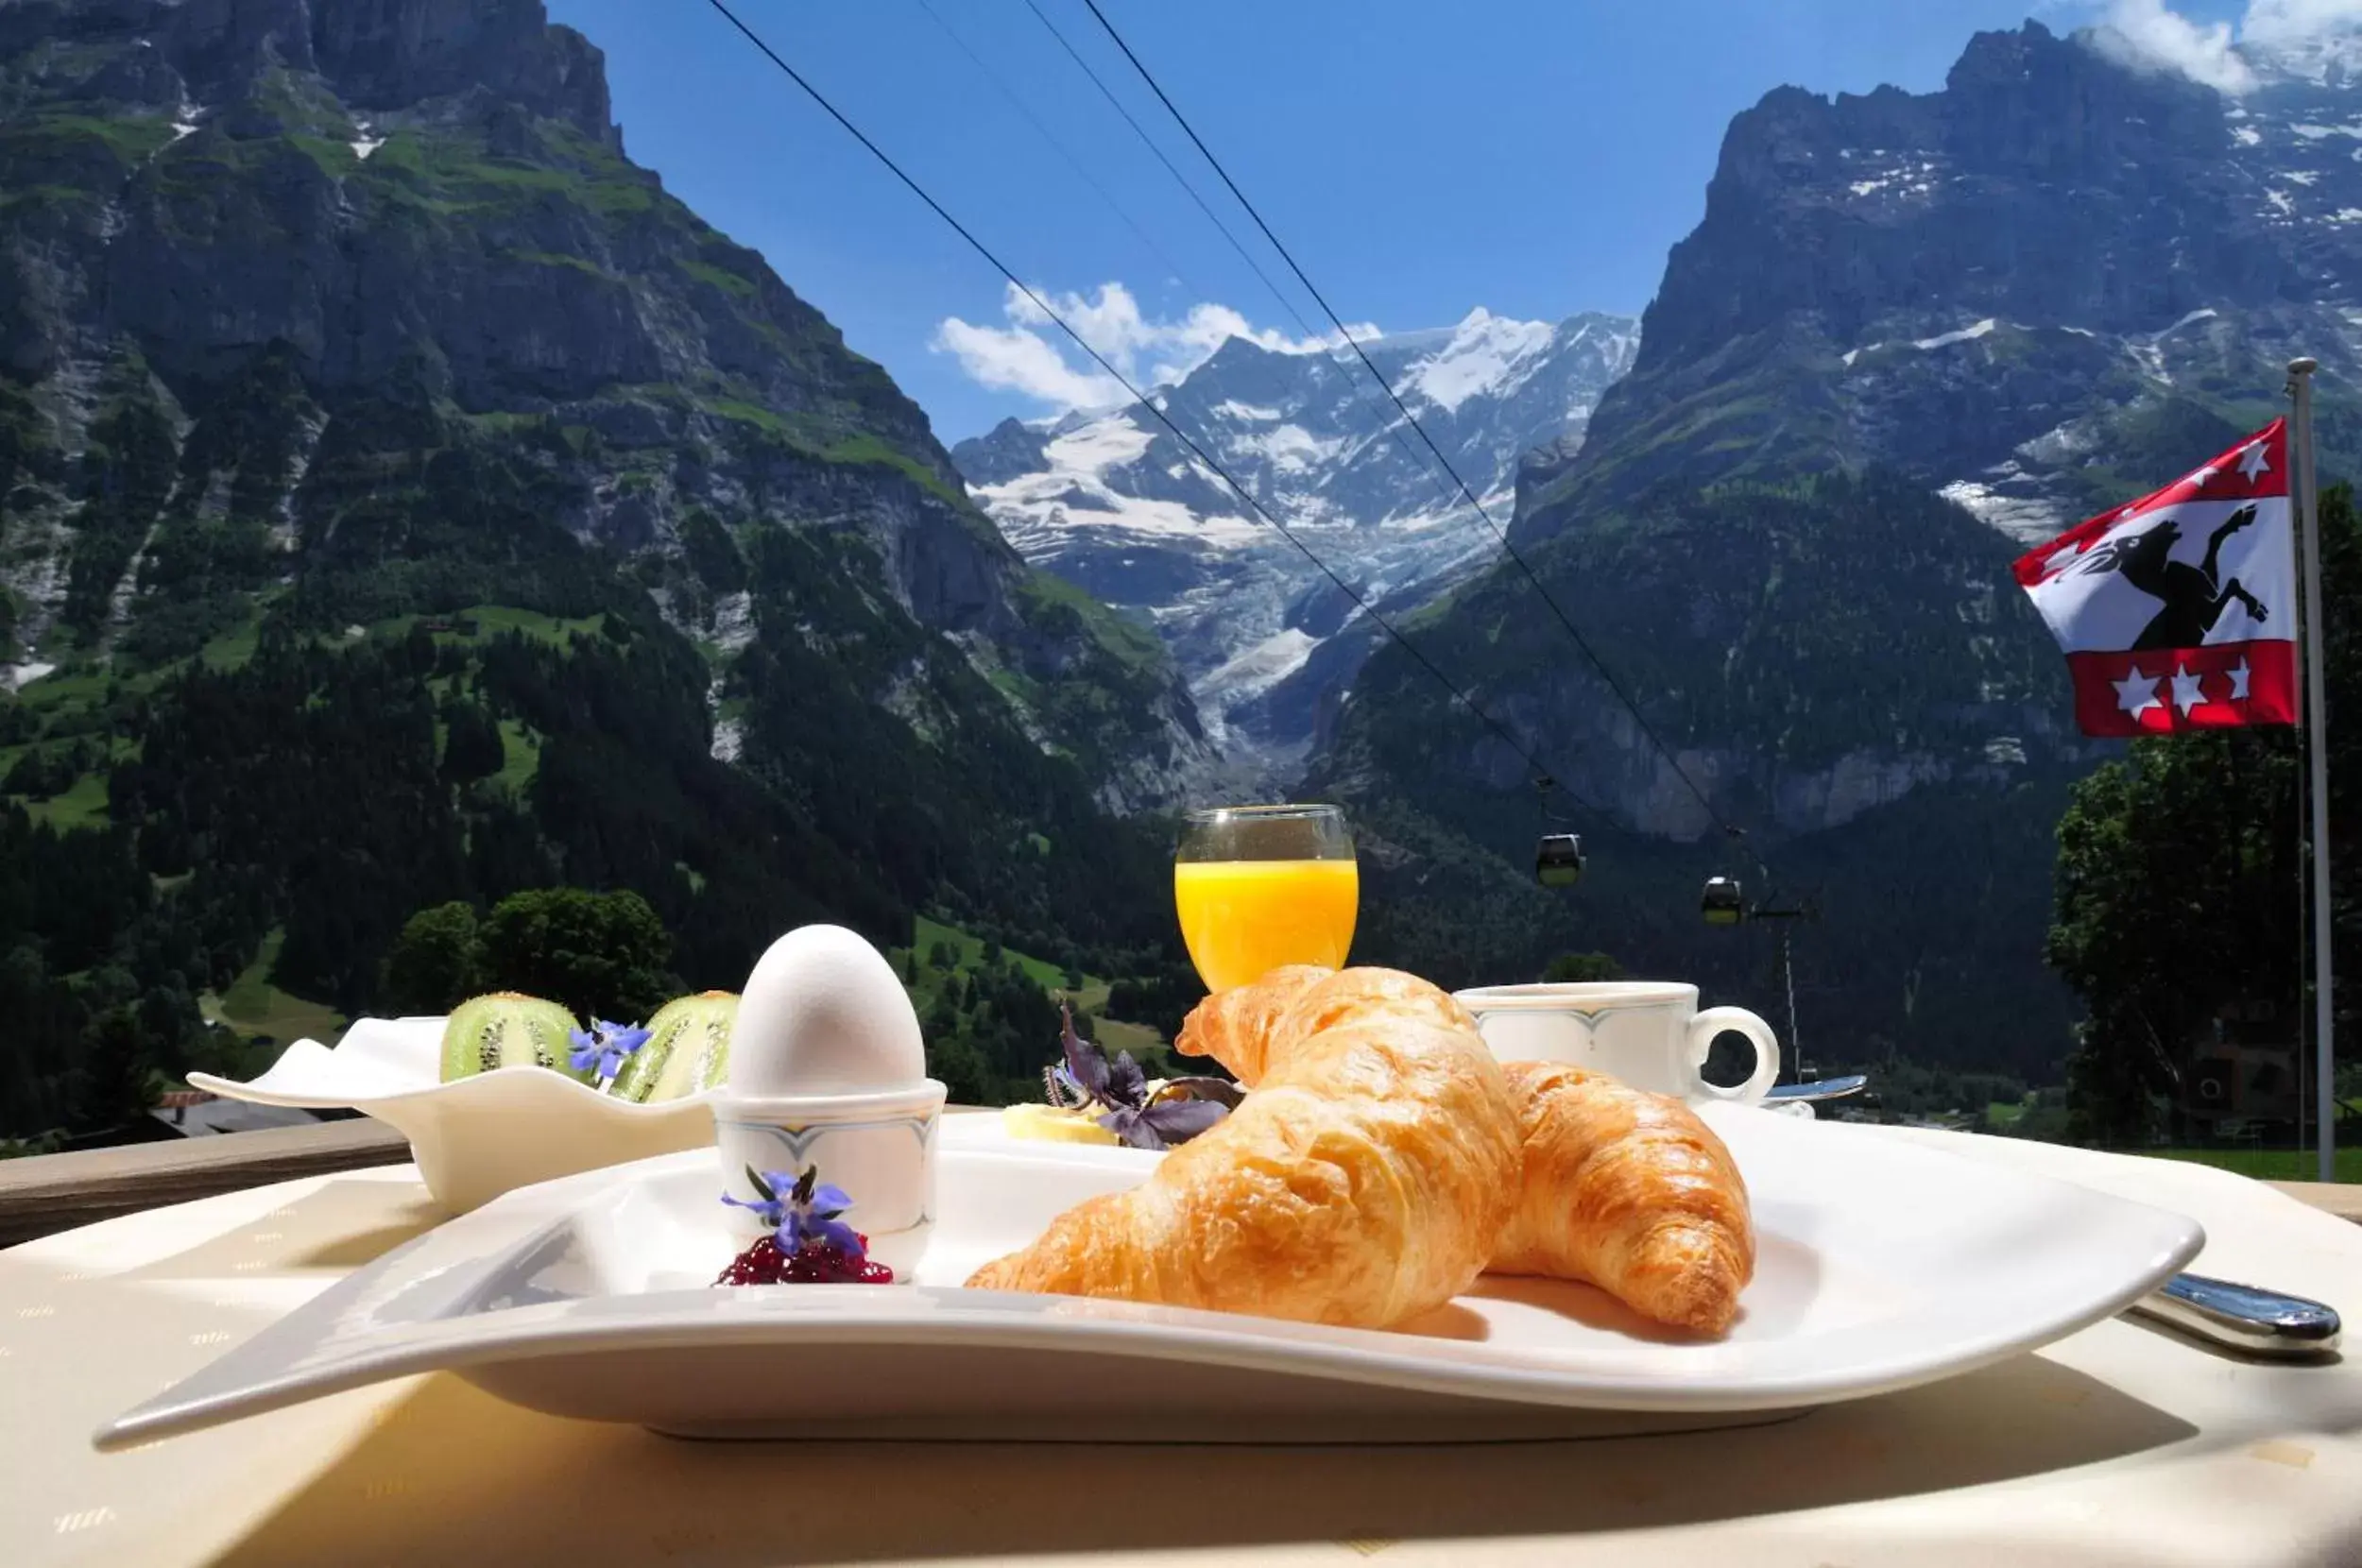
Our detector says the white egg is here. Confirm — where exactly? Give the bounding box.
[728,925,925,1099]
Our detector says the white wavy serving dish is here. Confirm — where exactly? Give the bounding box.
[95,1102,2201,1450]
[187,1017,715,1212]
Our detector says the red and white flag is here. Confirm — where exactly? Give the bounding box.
[2013,419,2297,737]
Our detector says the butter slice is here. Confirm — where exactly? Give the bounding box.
[1001,1103,1121,1146]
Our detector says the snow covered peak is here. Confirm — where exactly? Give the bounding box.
[949,305,1638,764]
[2241,28,2362,89]
[1407,310,1560,413]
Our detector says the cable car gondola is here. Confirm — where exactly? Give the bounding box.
[1701,875,1745,926]
[1534,832,1585,888]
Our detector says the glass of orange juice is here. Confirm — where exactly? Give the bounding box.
[1173,804,1358,993]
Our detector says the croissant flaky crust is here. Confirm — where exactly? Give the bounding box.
[967,969,1521,1330]
[1493,1060,1755,1336]
[1176,966,1757,1337]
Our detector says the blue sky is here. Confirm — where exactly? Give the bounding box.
[543,1,2248,442]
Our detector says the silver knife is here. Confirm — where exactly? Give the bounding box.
[1764,1074,1869,1102]
[2130,1272,2342,1357]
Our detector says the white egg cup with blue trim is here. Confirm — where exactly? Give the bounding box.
[711,1080,948,1280]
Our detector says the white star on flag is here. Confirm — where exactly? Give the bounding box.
[2170,663,2206,716]
[2229,656,2252,701]
[2237,439,2271,484]
[2114,665,2162,720]
[2190,464,2218,487]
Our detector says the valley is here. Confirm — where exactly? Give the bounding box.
[3,2,2358,1149]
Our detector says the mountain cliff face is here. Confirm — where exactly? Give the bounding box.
[1533,19,2362,542]
[0,0,1210,810]
[950,310,1636,772]
[0,0,1212,1133]
[1316,21,2362,1073]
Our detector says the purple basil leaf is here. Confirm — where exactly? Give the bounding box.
[1105,1048,1149,1111]
[1060,1005,1112,1101]
[1139,1098,1227,1145]
[1095,1106,1169,1150]
[1155,1076,1244,1110]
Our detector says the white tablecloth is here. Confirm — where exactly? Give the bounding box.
[4,1124,2358,1567]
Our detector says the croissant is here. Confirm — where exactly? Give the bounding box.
[1179,968,1756,1337]
[967,968,1521,1329]
[1174,964,1470,1082]
[1493,1060,1754,1335]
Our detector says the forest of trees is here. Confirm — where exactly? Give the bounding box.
[0,588,1185,1142]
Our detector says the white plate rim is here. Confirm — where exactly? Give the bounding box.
[93,1119,2204,1451]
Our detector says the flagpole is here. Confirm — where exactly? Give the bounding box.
[2287,356,2335,1184]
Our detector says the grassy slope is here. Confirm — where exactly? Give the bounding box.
[4,602,581,823]
[2131,1146,2362,1185]
[200,929,349,1045]
[24,771,109,829]
[896,914,1185,1078]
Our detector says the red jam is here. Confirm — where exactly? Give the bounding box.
[714,1235,894,1286]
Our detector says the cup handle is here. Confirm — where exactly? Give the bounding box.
[1686,1008,1781,1104]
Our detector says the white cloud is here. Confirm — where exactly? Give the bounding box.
[932,309,1125,411]
[933,281,1377,414]
[2086,0,2362,92]
[2245,0,2362,48]
[2089,0,2256,92]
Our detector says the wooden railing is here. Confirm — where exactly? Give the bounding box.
[0,1116,2356,1250]
[0,1119,412,1247]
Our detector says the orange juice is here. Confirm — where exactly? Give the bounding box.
[1173,859,1359,992]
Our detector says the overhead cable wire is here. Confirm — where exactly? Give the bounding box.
[1017,0,1310,344]
[1018,0,1505,593]
[1074,0,1770,874]
[933,0,1473,556]
[699,0,1600,815]
[909,0,1198,302]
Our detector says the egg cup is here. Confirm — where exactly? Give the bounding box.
[712,1080,948,1280]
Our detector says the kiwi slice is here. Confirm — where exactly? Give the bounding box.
[438,993,589,1084]
[610,991,738,1102]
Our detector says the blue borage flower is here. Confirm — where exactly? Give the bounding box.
[1043,1003,1239,1150]
[723,1164,864,1259]
[569,1018,652,1082]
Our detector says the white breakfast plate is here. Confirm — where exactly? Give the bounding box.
[94,1103,2201,1449]
[187,1017,715,1212]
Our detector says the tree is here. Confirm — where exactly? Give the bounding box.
[476,888,675,1022]
[385,901,483,1013]
[440,699,505,784]
[76,1005,157,1133]
[1542,951,1626,983]
[2050,733,2302,1143]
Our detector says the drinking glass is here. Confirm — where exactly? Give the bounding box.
[1173,804,1359,993]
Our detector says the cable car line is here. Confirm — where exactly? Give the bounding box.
[909,0,1197,311]
[1017,0,1309,346]
[699,0,1591,830]
[1074,0,1772,880]
[932,0,1556,809]
[1014,0,1495,579]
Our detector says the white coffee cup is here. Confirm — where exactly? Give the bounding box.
[1452,981,1782,1105]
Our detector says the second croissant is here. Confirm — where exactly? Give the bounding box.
[1178,965,1756,1336]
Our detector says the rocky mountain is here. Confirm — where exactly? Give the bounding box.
[950,310,1637,772]
[1530,19,2362,546]
[1315,20,2362,1075]
[0,0,1209,1134]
